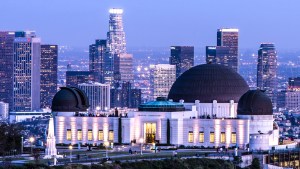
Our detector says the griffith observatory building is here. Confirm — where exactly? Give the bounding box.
[51,64,279,150]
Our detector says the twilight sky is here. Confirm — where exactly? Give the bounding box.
[1,0,299,50]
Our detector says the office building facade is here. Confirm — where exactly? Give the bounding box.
[104,8,127,85]
[66,71,95,87]
[170,46,194,78]
[113,53,133,83]
[0,31,14,111]
[206,46,231,65]
[89,40,107,83]
[40,45,58,108]
[107,8,126,55]
[150,64,176,99]
[78,82,110,112]
[257,43,278,106]
[13,31,41,111]
[110,82,141,108]
[206,28,239,72]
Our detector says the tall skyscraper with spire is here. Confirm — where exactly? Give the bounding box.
[257,43,277,106]
[107,8,126,55]
[104,8,126,85]
[104,8,133,85]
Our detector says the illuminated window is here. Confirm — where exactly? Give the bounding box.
[210,132,215,143]
[88,130,92,141]
[77,129,82,141]
[67,129,71,141]
[199,132,204,143]
[221,132,226,143]
[231,132,236,144]
[188,131,194,143]
[98,130,104,141]
[108,131,114,141]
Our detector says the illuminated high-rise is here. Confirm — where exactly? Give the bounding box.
[107,8,126,55]
[257,43,277,106]
[150,64,176,99]
[105,8,132,85]
[40,45,58,108]
[66,71,95,87]
[170,46,194,78]
[110,81,141,108]
[89,39,106,83]
[0,31,14,110]
[114,53,133,84]
[13,31,41,111]
[78,82,110,112]
[206,28,239,72]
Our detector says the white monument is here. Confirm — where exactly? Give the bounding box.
[44,116,60,165]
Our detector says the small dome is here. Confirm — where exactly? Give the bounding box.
[168,64,249,103]
[237,90,273,115]
[52,87,89,112]
[138,97,185,112]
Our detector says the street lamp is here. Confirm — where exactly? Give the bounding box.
[139,138,144,155]
[29,137,35,155]
[104,141,109,158]
[69,145,73,162]
[96,106,100,116]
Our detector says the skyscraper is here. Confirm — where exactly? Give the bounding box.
[206,46,231,65]
[78,82,110,112]
[110,82,141,108]
[40,45,58,108]
[257,43,277,106]
[170,46,194,78]
[114,53,133,84]
[105,8,133,85]
[107,8,126,55]
[13,31,41,111]
[0,31,14,111]
[89,39,106,83]
[150,64,176,99]
[206,28,239,72]
[66,71,95,87]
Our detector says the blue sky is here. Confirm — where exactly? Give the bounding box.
[1,0,299,50]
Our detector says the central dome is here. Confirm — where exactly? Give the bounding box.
[168,64,249,103]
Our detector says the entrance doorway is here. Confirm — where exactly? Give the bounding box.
[144,123,156,143]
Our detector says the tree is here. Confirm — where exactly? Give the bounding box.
[0,123,23,156]
[251,158,261,169]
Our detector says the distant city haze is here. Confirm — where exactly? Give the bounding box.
[1,0,300,50]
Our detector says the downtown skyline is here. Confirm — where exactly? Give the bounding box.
[0,0,300,50]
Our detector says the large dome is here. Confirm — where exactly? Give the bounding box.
[168,64,249,103]
[237,90,273,115]
[52,87,89,112]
